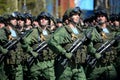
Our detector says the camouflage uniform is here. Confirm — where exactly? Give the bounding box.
[87,33,117,80]
[21,12,56,80]
[114,30,120,79]
[110,14,120,79]
[48,25,83,80]
[86,9,117,80]
[48,7,101,80]
[0,25,10,80]
[4,12,24,80]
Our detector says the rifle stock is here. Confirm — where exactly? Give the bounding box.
[58,30,93,68]
[87,35,120,68]
[58,36,87,68]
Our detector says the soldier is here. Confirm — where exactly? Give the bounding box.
[3,12,25,80]
[48,7,101,80]
[21,11,56,80]
[56,18,63,28]
[32,16,40,28]
[24,13,33,30]
[95,9,112,33]
[7,12,18,39]
[17,13,26,33]
[62,8,73,26]
[111,14,120,79]
[0,16,11,80]
[109,14,120,32]
[48,13,57,32]
[83,14,97,29]
[83,16,90,28]
[87,9,117,80]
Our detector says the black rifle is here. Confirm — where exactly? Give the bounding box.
[0,30,33,64]
[57,30,92,68]
[86,35,120,68]
[27,41,48,67]
[57,35,87,68]
[86,41,109,64]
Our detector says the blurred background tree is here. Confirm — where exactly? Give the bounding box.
[0,0,10,14]
[0,0,119,17]
[0,0,46,15]
[19,0,46,15]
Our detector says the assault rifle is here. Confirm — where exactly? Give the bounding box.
[61,36,86,68]
[57,32,91,68]
[86,35,120,68]
[0,30,33,64]
[27,41,48,67]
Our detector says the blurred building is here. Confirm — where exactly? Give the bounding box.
[51,0,75,18]
[94,0,120,14]
[0,0,120,17]
[58,0,75,18]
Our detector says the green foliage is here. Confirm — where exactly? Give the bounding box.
[0,0,46,15]
[0,0,9,15]
[26,0,46,15]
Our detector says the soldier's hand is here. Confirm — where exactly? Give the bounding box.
[64,53,72,59]
[20,38,26,44]
[95,53,101,59]
[107,64,114,70]
[107,65,113,70]
[0,46,8,54]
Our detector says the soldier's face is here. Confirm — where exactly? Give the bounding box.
[71,14,80,24]
[25,19,31,26]
[57,23,63,27]
[10,19,17,26]
[97,15,107,24]
[33,21,39,27]
[113,21,119,27]
[0,23,5,28]
[18,20,24,26]
[40,18,49,26]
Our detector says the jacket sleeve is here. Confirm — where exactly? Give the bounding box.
[48,27,71,55]
[21,28,39,52]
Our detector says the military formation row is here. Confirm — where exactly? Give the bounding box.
[0,7,120,80]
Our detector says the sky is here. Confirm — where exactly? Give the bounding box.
[74,0,94,10]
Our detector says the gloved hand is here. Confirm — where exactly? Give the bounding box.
[64,53,72,59]
[95,53,101,59]
[30,51,38,58]
[107,65,113,70]
[0,46,8,54]
[20,38,27,44]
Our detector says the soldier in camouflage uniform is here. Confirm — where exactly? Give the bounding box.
[62,8,73,26]
[48,7,102,80]
[4,12,24,80]
[48,13,57,32]
[19,13,37,80]
[86,9,117,80]
[24,13,33,31]
[0,16,11,80]
[56,18,63,28]
[32,16,40,28]
[110,14,120,79]
[109,14,120,33]
[17,13,26,33]
[21,12,56,80]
